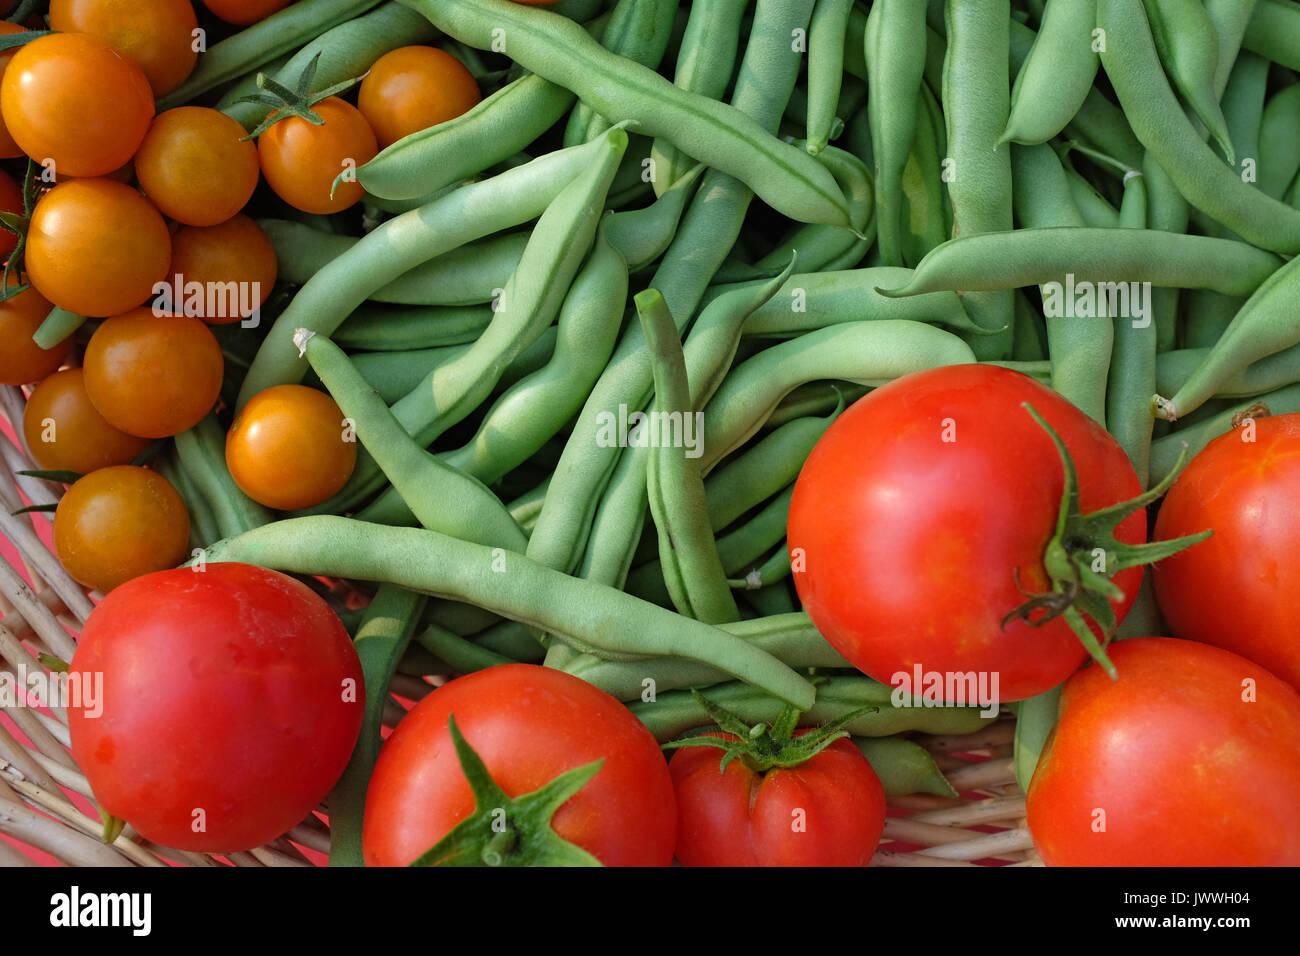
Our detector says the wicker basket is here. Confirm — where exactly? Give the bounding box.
[0,383,1039,867]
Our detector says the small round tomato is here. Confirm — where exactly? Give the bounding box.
[135,107,261,226]
[23,368,150,474]
[49,0,198,97]
[357,46,481,149]
[54,465,190,593]
[25,179,171,317]
[0,286,70,385]
[258,97,378,214]
[788,364,1146,703]
[0,165,22,257]
[1154,413,1300,691]
[670,732,886,866]
[363,664,676,867]
[0,33,153,177]
[203,0,290,25]
[225,385,356,511]
[167,214,277,325]
[67,563,364,852]
[1027,637,1300,866]
[83,309,223,439]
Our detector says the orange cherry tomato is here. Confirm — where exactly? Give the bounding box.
[49,0,199,97]
[135,107,261,226]
[166,215,277,325]
[357,46,481,149]
[23,368,151,475]
[0,22,26,158]
[204,0,291,26]
[0,286,70,386]
[0,33,154,177]
[54,465,190,593]
[25,179,172,318]
[225,384,357,511]
[258,97,378,214]
[83,309,224,439]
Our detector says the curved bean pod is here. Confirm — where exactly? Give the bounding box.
[1149,384,1300,486]
[1001,0,1099,146]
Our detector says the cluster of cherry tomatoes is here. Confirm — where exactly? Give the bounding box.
[0,1,484,594]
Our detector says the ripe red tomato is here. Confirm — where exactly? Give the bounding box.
[204,0,290,25]
[1153,413,1300,691]
[363,664,676,867]
[788,364,1146,703]
[1027,637,1300,865]
[258,98,377,214]
[0,165,22,257]
[0,33,154,177]
[67,563,364,852]
[669,732,886,866]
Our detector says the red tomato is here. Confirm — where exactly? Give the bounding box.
[1153,413,1300,691]
[670,732,886,866]
[788,364,1146,703]
[363,664,676,867]
[204,0,290,25]
[67,563,364,852]
[0,165,22,258]
[1027,637,1300,865]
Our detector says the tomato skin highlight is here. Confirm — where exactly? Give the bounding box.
[670,733,886,867]
[788,364,1144,703]
[1027,637,1300,866]
[23,368,150,473]
[1153,414,1300,691]
[363,664,677,867]
[357,46,482,149]
[67,563,364,852]
[258,98,378,214]
[134,107,261,226]
[49,0,199,97]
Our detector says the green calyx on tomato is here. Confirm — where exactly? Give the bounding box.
[409,715,606,868]
[235,52,364,141]
[1002,404,1210,678]
[661,688,877,774]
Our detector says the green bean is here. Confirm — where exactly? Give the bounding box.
[942,0,1015,358]
[469,620,546,662]
[299,331,528,551]
[1149,384,1300,485]
[1012,686,1059,792]
[414,623,511,676]
[1154,255,1300,422]
[805,0,854,154]
[629,675,989,743]
[1141,153,1191,354]
[200,516,817,708]
[604,164,705,272]
[326,584,426,867]
[866,0,928,267]
[1011,143,1086,229]
[876,228,1283,300]
[1098,0,1300,253]
[173,415,273,540]
[716,484,794,576]
[1220,51,1270,184]
[699,321,977,472]
[763,382,868,428]
[1064,164,1121,228]
[1182,290,1243,350]
[31,307,86,351]
[333,303,492,352]
[853,737,958,798]
[1010,293,1049,363]
[899,85,950,266]
[637,288,738,623]
[565,0,680,147]
[506,478,549,536]
[1001,0,1098,146]
[743,581,798,617]
[156,448,220,551]
[1157,342,1300,400]
[649,0,751,195]
[1242,0,1300,70]
[401,0,850,226]
[238,133,619,409]
[727,541,793,591]
[158,0,385,110]
[1144,0,1235,163]
[1259,83,1300,201]
[218,2,439,131]
[359,74,577,201]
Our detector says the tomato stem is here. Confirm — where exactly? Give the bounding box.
[236,53,367,141]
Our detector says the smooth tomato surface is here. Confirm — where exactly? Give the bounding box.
[49,0,198,96]
[167,214,277,324]
[670,733,886,866]
[67,563,364,852]
[357,46,481,149]
[23,368,150,473]
[1027,637,1300,865]
[0,33,153,177]
[1154,414,1300,691]
[363,664,676,867]
[258,97,377,214]
[25,179,172,317]
[134,107,260,226]
[0,285,70,385]
[53,465,190,593]
[0,22,26,157]
[788,364,1145,702]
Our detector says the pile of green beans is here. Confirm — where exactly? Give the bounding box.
[155,0,1300,820]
